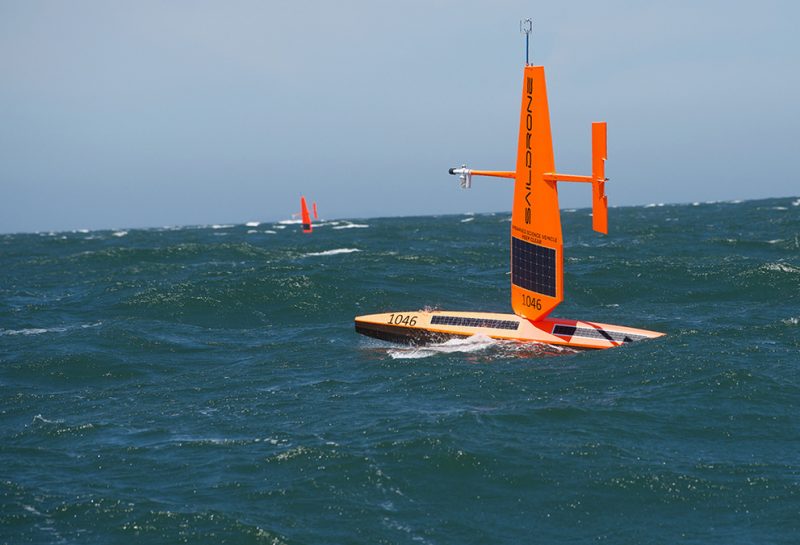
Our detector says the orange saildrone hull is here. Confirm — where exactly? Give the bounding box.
[355,311,663,350]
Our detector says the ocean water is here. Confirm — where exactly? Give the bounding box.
[1,197,798,544]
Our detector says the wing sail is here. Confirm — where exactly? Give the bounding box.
[510,66,563,321]
[300,196,312,233]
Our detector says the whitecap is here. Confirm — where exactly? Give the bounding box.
[332,223,369,230]
[792,198,800,207]
[264,230,277,234]
[211,224,233,229]
[112,230,128,237]
[763,263,800,274]
[274,446,309,461]
[388,334,498,359]
[247,230,258,234]
[460,217,474,223]
[277,219,302,225]
[245,221,260,227]
[304,248,361,257]
[0,322,100,336]
[0,328,55,336]
[773,206,788,211]
[32,414,63,425]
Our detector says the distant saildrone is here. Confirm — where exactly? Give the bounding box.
[354,20,665,350]
[299,196,318,234]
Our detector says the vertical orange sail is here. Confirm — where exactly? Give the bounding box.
[591,122,608,234]
[450,54,608,322]
[312,202,319,221]
[300,196,312,233]
[448,63,609,322]
[510,66,562,321]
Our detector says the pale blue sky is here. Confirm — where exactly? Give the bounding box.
[1,1,798,233]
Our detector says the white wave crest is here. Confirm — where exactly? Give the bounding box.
[764,263,800,274]
[0,322,101,337]
[0,327,59,336]
[112,230,128,237]
[245,221,260,227]
[304,248,361,257]
[277,219,302,225]
[332,223,369,230]
[460,217,474,223]
[388,334,498,359]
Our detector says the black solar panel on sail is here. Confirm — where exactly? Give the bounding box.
[511,237,557,297]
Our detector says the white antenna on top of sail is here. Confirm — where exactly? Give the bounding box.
[520,18,533,65]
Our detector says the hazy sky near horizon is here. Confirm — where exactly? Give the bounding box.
[1,1,798,233]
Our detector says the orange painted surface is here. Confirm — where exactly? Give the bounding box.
[354,310,664,350]
[353,58,666,349]
[300,196,312,233]
[591,122,608,234]
[470,170,516,179]
[510,66,563,321]
[312,202,319,220]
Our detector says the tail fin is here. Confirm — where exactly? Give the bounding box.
[591,122,608,234]
[300,196,312,233]
[510,65,562,321]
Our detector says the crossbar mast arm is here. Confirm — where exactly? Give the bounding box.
[448,166,515,189]
[542,173,596,183]
[470,170,516,179]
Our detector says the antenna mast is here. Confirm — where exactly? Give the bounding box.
[520,18,533,65]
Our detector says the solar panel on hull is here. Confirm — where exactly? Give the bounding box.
[552,325,648,343]
[430,315,520,330]
[512,238,557,297]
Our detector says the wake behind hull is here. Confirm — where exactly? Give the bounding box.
[355,310,664,350]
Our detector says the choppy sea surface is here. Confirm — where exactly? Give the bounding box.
[1,197,799,544]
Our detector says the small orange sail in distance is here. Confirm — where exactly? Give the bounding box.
[300,196,312,233]
[312,202,319,221]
